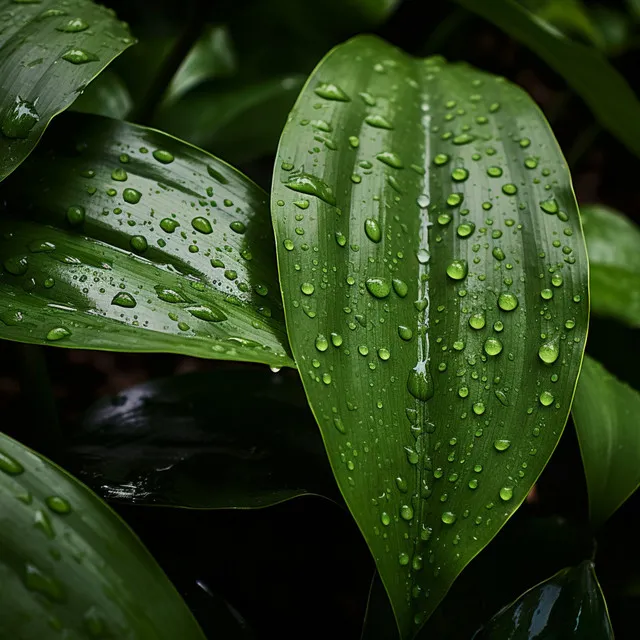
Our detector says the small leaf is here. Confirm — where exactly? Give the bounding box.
[65,367,336,508]
[581,204,640,328]
[272,35,588,637]
[0,431,204,638]
[472,561,614,639]
[71,70,133,120]
[0,0,134,181]
[0,113,292,368]
[572,355,640,525]
[457,0,640,159]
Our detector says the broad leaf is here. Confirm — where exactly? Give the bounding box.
[572,355,640,526]
[456,0,640,159]
[581,204,640,328]
[272,35,588,637]
[472,561,614,639]
[71,70,133,120]
[0,0,134,181]
[0,431,204,638]
[153,75,305,166]
[0,113,293,368]
[65,367,336,508]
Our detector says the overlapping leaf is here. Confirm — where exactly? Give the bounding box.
[0,0,134,180]
[65,368,336,508]
[0,113,293,367]
[573,355,640,525]
[271,35,588,637]
[0,432,204,638]
[472,561,614,639]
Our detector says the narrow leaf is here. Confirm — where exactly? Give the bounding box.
[0,113,292,368]
[572,355,640,525]
[65,367,336,508]
[0,432,204,638]
[0,0,134,181]
[581,204,640,328]
[456,0,640,159]
[272,35,589,637]
[472,561,614,639]
[71,70,133,120]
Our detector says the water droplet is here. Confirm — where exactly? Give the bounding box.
[314,83,350,101]
[56,17,89,32]
[441,511,457,524]
[392,278,408,298]
[400,504,414,521]
[315,334,329,352]
[446,193,463,207]
[301,282,315,295]
[364,218,382,243]
[473,402,485,415]
[24,564,64,602]
[417,194,430,208]
[540,198,559,215]
[538,338,559,364]
[111,167,127,182]
[46,495,71,514]
[160,218,179,233]
[155,286,188,303]
[417,248,430,264]
[446,260,468,280]
[487,166,503,178]
[398,552,410,566]
[453,133,475,145]
[285,173,336,205]
[333,417,346,434]
[186,305,227,322]
[539,390,554,406]
[468,312,485,330]
[484,338,502,356]
[433,153,450,166]
[497,292,518,311]
[376,151,403,169]
[502,183,517,195]
[0,449,23,475]
[451,167,469,182]
[65,205,85,226]
[366,277,391,299]
[130,235,148,252]
[192,217,212,234]
[83,606,108,637]
[123,188,141,204]
[4,255,29,275]
[111,292,136,308]
[551,273,563,287]
[499,486,513,501]
[398,325,413,341]
[407,366,434,401]
[378,347,390,361]
[381,512,391,526]
[46,327,71,341]
[494,439,511,451]
[1,96,39,139]
[34,509,55,539]
[330,332,343,347]
[365,114,394,129]
[492,247,505,261]
[153,149,174,164]
[230,221,246,234]
[456,222,475,238]
[62,48,98,64]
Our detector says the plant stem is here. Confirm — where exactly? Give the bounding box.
[132,0,206,124]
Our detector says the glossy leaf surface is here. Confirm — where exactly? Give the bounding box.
[572,355,640,525]
[472,561,614,639]
[0,113,292,368]
[0,432,204,638]
[71,70,133,120]
[581,204,640,328]
[0,0,134,181]
[65,367,336,508]
[457,0,640,159]
[272,35,589,637]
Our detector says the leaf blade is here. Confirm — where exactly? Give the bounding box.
[0,0,134,180]
[0,431,204,638]
[572,355,640,525]
[271,35,589,637]
[0,113,293,368]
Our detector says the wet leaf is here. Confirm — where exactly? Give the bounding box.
[271,35,588,637]
[457,0,640,159]
[581,204,640,328]
[0,112,292,368]
[0,431,204,638]
[0,0,134,181]
[572,355,640,526]
[65,367,336,508]
[472,561,614,639]
[71,70,133,120]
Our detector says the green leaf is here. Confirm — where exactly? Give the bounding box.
[581,204,640,328]
[0,431,204,638]
[0,112,293,368]
[0,0,134,181]
[153,74,305,165]
[472,561,614,639]
[572,355,640,526]
[456,0,640,159]
[65,367,337,508]
[271,35,589,638]
[71,70,133,120]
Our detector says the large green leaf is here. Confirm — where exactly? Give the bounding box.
[472,561,614,639]
[0,0,134,181]
[572,355,640,526]
[0,112,292,368]
[271,35,589,637]
[0,431,204,638]
[456,0,640,159]
[65,367,337,508]
[71,70,133,120]
[581,204,640,328]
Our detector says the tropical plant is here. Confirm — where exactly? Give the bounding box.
[1,0,639,638]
